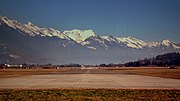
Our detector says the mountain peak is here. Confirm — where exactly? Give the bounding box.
[108,35,114,38]
[162,39,171,43]
[63,29,96,43]
[0,16,15,23]
[0,16,19,29]
[0,16,8,20]
[27,21,33,25]
[25,21,39,30]
[161,39,172,46]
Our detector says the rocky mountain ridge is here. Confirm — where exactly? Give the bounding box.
[0,16,179,64]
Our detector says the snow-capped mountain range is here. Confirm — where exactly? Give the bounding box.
[0,16,179,64]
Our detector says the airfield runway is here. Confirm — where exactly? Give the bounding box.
[0,69,180,89]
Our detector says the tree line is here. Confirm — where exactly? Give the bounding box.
[125,52,180,67]
[1,52,179,68]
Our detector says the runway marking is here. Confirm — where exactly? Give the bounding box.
[105,75,127,88]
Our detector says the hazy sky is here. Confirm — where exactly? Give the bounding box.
[0,0,180,42]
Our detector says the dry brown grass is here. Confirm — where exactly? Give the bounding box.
[105,67,180,79]
[0,89,179,101]
[0,68,72,78]
[1,67,180,79]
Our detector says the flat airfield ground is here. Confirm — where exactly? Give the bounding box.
[0,67,180,89]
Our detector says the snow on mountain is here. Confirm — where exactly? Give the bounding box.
[82,35,146,49]
[0,16,18,29]
[161,39,171,46]
[160,39,180,49]
[0,16,97,42]
[143,39,180,49]
[0,16,70,39]
[81,35,109,50]
[1,16,180,50]
[82,35,180,50]
[116,36,147,49]
[172,44,180,49]
[1,16,180,64]
[63,29,96,43]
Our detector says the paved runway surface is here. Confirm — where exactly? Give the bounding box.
[0,69,180,89]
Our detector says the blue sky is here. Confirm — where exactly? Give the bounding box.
[0,0,180,42]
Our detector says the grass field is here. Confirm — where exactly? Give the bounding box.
[0,68,72,78]
[105,67,180,79]
[0,89,179,101]
[0,67,180,79]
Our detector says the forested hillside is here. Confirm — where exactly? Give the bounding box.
[125,52,180,67]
